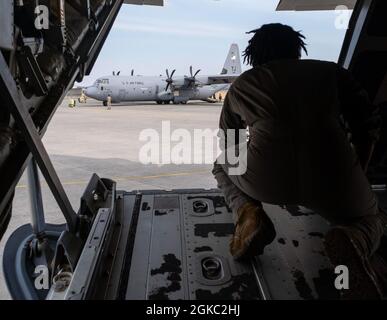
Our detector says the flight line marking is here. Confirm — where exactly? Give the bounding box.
[15,169,209,189]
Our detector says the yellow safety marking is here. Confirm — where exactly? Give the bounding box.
[15,169,209,189]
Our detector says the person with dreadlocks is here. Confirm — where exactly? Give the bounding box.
[212,23,386,298]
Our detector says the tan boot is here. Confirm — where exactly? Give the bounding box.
[230,202,276,260]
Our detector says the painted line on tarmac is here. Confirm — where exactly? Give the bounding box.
[16,169,209,189]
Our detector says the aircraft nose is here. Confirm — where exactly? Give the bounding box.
[85,86,97,98]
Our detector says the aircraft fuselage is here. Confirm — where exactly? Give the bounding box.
[85,75,229,104]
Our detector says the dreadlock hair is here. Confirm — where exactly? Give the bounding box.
[243,23,308,67]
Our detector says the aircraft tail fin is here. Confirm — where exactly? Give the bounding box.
[221,43,242,75]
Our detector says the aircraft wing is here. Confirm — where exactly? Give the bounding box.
[172,74,239,89]
[206,74,240,85]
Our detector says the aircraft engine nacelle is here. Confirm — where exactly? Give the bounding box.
[195,86,217,100]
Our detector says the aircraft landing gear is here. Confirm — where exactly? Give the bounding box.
[156,101,163,105]
[163,100,171,105]
[103,101,107,107]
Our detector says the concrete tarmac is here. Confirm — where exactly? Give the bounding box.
[0,98,223,299]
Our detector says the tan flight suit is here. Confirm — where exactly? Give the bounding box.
[68,98,76,108]
[107,95,112,110]
[213,60,382,231]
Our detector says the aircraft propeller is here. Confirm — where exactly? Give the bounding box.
[165,69,176,91]
[186,66,201,85]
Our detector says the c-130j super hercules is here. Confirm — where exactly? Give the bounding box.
[84,43,242,106]
[0,0,386,300]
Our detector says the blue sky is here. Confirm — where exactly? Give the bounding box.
[78,0,351,86]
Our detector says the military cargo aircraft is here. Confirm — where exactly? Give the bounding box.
[0,0,386,300]
[84,44,241,105]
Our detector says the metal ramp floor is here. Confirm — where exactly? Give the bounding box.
[118,189,340,300]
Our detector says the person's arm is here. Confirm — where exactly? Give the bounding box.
[337,66,382,173]
[212,87,254,220]
[218,87,246,148]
